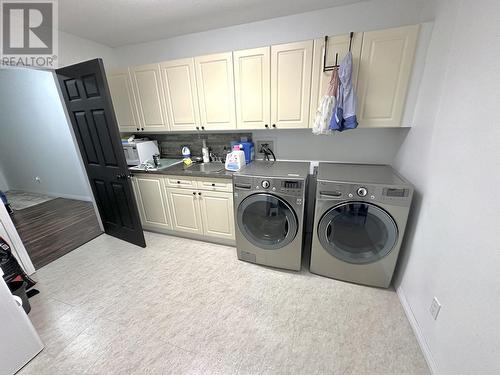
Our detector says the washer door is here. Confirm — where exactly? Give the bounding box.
[318,202,398,264]
[237,193,298,250]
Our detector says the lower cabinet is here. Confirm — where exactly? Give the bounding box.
[132,174,235,242]
[199,190,235,240]
[166,187,204,235]
[132,175,172,231]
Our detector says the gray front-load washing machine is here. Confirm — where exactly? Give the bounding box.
[233,161,309,271]
[310,163,413,288]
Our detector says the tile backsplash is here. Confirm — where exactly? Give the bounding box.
[150,132,252,159]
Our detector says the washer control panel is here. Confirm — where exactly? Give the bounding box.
[261,180,270,189]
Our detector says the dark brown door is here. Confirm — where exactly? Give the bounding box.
[56,58,146,247]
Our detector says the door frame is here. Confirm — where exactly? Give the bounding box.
[0,202,35,275]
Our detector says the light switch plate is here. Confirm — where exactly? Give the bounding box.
[430,297,441,320]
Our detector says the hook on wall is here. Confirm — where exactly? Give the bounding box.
[323,31,354,72]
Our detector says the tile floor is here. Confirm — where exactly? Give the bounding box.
[19,232,429,375]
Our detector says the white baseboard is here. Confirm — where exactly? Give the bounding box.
[9,188,92,202]
[44,191,92,202]
[396,285,439,375]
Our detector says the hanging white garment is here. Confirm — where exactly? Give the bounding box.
[312,95,335,134]
[312,67,339,135]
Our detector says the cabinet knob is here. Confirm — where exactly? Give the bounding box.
[177,181,181,184]
[272,124,276,128]
[211,183,216,187]
[198,192,202,196]
[201,126,205,130]
[265,124,269,128]
[136,128,140,131]
[141,128,144,131]
[196,127,199,130]
[192,192,196,195]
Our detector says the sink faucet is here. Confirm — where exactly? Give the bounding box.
[209,152,222,163]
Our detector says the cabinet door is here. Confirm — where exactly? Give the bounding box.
[107,69,140,132]
[233,47,271,130]
[131,63,169,131]
[357,25,419,127]
[195,53,236,130]
[271,40,313,129]
[166,187,203,235]
[309,34,362,127]
[132,175,171,230]
[199,191,235,240]
[160,58,201,131]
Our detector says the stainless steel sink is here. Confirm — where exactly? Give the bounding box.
[129,158,182,171]
[185,162,225,174]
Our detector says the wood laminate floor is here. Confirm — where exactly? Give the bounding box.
[11,198,103,269]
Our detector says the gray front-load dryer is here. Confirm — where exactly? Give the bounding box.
[233,161,309,271]
[310,163,413,288]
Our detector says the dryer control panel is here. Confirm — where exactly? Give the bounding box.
[316,180,413,207]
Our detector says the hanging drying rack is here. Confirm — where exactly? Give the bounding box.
[323,31,354,72]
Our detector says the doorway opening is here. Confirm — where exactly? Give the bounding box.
[0,67,103,270]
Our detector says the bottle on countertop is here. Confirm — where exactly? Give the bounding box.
[182,146,192,166]
[202,140,210,163]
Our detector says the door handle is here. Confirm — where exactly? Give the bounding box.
[234,183,251,190]
[319,191,342,198]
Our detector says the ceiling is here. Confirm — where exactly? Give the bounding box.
[58,0,367,47]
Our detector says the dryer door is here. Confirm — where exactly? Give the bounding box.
[318,202,398,264]
[237,193,298,250]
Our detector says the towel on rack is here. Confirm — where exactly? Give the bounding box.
[330,51,358,131]
[312,68,339,135]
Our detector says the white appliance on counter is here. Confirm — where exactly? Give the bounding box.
[122,140,159,166]
[0,268,44,374]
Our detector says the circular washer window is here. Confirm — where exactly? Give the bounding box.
[317,202,398,264]
[237,193,298,250]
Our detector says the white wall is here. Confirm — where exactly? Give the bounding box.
[58,31,117,70]
[114,0,432,66]
[252,128,409,164]
[0,68,92,201]
[393,0,500,374]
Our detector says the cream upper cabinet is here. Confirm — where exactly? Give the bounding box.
[107,69,140,132]
[166,187,203,235]
[270,40,313,129]
[194,52,236,130]
[357,25,419,127]
[233,47,271,130]
[133,175,171,230]
[131,63,170,131]
[309,34,362,127]
[199,190,235,240]
[160,58,201,131]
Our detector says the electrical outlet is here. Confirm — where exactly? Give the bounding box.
[255,139,276,159]
[430,297,441,320]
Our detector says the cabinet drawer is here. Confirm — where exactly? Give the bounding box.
[197,179,233,192]
[165,176,197,189]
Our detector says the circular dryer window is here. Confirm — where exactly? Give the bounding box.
[237,193,298,250]
[318,202,398,264]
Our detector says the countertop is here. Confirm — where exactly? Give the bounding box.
[129,162,235,180]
